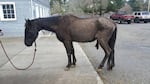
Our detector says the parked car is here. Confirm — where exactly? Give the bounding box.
[110,11,134,24]
[133,11,150,23]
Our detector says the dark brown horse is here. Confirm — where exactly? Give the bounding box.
[24,14,117,71]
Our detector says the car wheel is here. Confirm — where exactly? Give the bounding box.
[144,20,147,23]
[127,20,131,24]
[119,19,122,24]
[134,17,140,23]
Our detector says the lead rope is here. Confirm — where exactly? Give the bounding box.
[0,40,37,70]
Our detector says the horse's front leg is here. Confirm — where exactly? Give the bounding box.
[63,41,72,71]
[71,42,76,67]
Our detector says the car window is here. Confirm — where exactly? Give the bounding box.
[142,12,149,15]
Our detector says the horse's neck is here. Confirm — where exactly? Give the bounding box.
[39,23,57,33]
[37,18,59,33]
[46,27,56,33]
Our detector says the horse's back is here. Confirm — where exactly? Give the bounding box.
[59,15,116,42]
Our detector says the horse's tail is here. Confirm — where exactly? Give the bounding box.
[109,26,117,49]
[95,26,117,50]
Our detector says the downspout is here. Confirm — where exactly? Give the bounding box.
[148,0,150,12]
[30,0,33,19]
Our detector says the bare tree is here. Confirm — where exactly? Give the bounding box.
[50,0,69,14]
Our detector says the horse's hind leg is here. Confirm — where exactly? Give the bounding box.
[107,49,115,69]
[99,54,107,69]
[107,37,116,69]
[107,28,117,70]
[97,38,112,71]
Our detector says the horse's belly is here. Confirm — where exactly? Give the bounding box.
[70,21,97,42]
[71,32,96,42]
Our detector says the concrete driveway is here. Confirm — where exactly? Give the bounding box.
[0,36,103,84]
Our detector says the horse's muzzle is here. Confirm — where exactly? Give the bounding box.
[25,41,33,47]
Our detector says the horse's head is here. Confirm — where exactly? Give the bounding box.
[24,19,39,47]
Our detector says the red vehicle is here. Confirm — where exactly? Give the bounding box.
[110,11,134,24]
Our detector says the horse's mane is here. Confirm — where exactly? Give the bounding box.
[28,15,61,26]
[30,14,79,24]
[63,14,79,19]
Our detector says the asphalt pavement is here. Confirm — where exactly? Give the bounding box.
[0,36,103,84]
[80,23,150,84]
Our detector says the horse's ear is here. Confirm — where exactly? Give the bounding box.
[25,19,31,25]
[25,18,27,21]
[25,19,30,22]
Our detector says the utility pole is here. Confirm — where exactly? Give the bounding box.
[92,0,95,16]
[99,0,102,15]
[148,0,150,12]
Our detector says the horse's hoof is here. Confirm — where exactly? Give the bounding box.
[111,64,115,68]
[97,68,102,72]
[98,64,104,69]
[64,67,70,71]
[71,65,76,68]
[107,66,113,71]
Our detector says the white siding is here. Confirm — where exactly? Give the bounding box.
[32,2,50,18]
[0,0,50,37]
